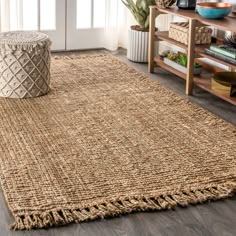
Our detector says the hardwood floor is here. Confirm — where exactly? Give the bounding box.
[0,49,235,235]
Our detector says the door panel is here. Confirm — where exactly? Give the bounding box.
[66,0,106,50]
[1,0,65,51]
[1,0,109,51]
[41,0,65,51]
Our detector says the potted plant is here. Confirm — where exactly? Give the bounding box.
[161,51,202,75]
[122,0,156,62]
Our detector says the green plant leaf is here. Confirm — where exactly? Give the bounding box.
[144,17,150,29]
[121,0,156,29]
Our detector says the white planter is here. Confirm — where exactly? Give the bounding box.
[127,28,149,63]
[163,58,202,75]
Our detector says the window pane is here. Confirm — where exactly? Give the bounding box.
[22,0,38,30]
[40,0,56,30]
[93,0,105,28]
[77,0,91,29]
[10,0,18,30]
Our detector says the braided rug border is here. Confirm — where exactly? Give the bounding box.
[10,182,236,230]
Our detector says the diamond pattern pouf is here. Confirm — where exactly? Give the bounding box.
[0,31,51,98]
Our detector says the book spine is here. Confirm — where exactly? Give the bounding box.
[210,46,236,59]
[205,49,236,65]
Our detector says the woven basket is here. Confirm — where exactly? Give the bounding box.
[169,22,212,45]
[156,0,176,8]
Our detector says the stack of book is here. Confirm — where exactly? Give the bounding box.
[205,45,236,65]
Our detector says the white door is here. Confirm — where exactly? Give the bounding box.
[1,0,113,50]
[40,0,66,51]
[66,0,106,50]
[0,0,66,51]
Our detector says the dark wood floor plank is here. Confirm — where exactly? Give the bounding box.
[135,208,212,236]
[190,198,236,236]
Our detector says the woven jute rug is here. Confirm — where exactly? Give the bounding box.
[0,55,236,230]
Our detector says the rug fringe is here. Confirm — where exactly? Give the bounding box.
[10,183,236,230]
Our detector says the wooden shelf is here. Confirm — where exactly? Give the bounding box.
[155,31,211,53]
[155,31,187,50]
[156,7,236,33]
[155,57,236,106]
[156,31,233,68]
[149,6,236,106]
[154,57,186,80]
[194,76,236,106]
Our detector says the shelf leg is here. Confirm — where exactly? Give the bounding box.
[148,7,157,73]
[186,19,196,95]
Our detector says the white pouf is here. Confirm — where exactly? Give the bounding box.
[0,31,51,98]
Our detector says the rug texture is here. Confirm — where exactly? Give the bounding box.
[0,55,236,230]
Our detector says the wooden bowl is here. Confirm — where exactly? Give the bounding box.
[213,72,236,86]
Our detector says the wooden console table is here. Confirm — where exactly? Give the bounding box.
[148,6,236,106]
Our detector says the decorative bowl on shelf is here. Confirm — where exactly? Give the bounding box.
[196,2,232,19]
[161,51,202,75]
[163,58,202,75]
[213,72,236,86]
[213,72,236,97]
